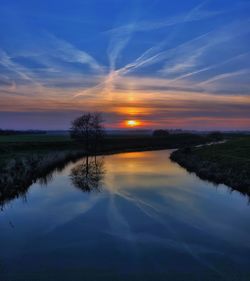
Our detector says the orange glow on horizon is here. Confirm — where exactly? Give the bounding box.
[125,120,141,127]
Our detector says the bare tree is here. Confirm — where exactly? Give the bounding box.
[70,113,105,151]
[70,156,105,192]
[91,113,105,152]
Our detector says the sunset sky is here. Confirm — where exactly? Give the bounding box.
[0,0,250,130]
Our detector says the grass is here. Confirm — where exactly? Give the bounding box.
[0,132,210,154]
[0,134,71,143]
[171,136,250,194]
[195,137,250,165]
[0,134,71,166]
[0,131,212,177]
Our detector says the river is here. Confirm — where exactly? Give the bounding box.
[0,150,250,281]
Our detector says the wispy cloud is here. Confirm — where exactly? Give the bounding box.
[0,49,45,91]
[107,23,135,71]
[0,49,36,83]
[105,7,222,34]
[0,0,249,129]
[104,0,222,77]
[198,69,250,86]
[44,34,104,73]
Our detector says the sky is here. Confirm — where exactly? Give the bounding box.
[0,0,250,130]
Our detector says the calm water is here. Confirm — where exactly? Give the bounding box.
[1,150,250,281]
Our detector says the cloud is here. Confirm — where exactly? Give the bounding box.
[44,34,103,73]
[139,20,249,76]
[105,7,222,34]
[10,33,104,76]
[0,49,40,85]
[160,50,204,75]
[104,0,223,78]
[198,69,250,86]
[168,52,250,82]
[107,23,135,71]
[0,0,249,130]
[1,88,249,130]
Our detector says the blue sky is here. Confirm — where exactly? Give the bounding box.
[0,0,250,130]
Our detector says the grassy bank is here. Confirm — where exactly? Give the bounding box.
[0,150,86,207]
[0,133,213,163]
[170,137,250,195]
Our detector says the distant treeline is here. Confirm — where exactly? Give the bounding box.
[152,129,225,140]
[0,129,47,135]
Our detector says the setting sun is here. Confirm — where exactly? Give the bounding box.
[126,120,140,127]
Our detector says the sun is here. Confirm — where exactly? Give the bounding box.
[126,120,140,127]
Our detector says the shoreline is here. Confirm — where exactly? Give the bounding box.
[1,133,240,207]
[0,146,173,208]
[0,134,213,207]
[170,139,250,197]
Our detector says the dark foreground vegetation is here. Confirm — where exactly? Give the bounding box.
[0,132,215,163]
[171,136,250,196]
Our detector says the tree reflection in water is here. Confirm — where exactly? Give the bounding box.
[70,156,105,193]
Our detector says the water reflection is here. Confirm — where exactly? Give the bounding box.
[70,156,105,192]
[0,153,105,210]
[0,152,84,209]
[1,150,250,281]
[1,150,249,211]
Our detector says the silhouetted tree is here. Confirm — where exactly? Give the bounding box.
[70,156,105,192]
[70,113,105,151]
[92,113,105,152]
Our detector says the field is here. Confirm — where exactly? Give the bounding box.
[0,134,71,143]
[195,137,250,165]
[171,136,250,194]
[0,131,213,180]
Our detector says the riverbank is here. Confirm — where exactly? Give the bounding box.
[1,133,247,207]
[0,133,213,163]
[0,150,86,207]
[0,133,215,207]
[170,137,250,196]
